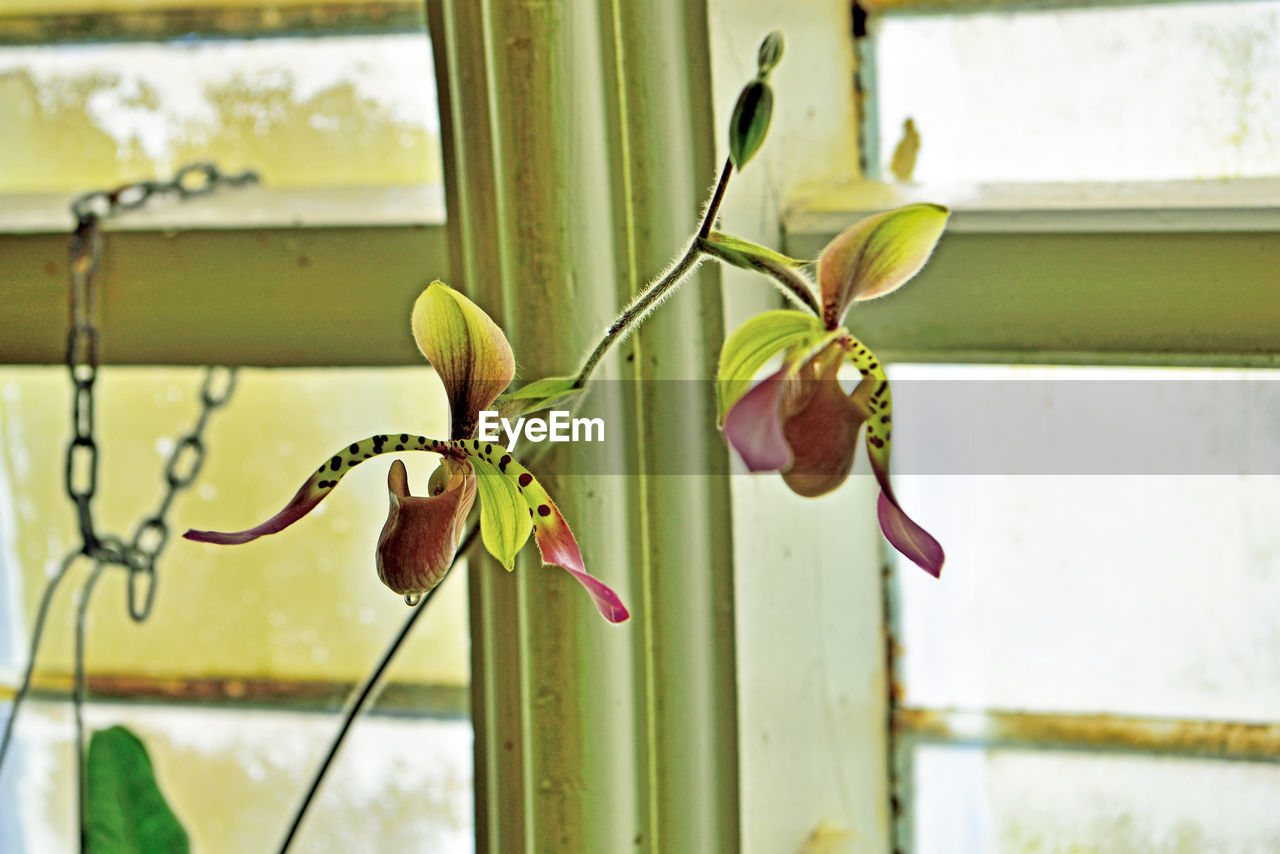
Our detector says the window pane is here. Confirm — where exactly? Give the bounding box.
[0,33,442,194]
[888,364,1280,721]
[0,366,471,850]
[876,1,1280,182]
[1,700,472,853]
[912,744,1280,854]
[0,366,464,685]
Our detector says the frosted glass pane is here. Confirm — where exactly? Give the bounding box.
[0,34,442,193]
[888,365,1280,721]
[0,366,467,687]
[913,745,1280,854]
[0,700,471,854]
[876,1,1280,182]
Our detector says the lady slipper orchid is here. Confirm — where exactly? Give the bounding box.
[183,281,629,623]
[717,203,949,577]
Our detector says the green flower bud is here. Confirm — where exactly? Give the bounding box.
[757,31,784,76]
[729,79,774,171]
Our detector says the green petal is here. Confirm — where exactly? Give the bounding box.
[717,310,825,425]
[85,726,190,854]
[818,203,949,328]
[412,281,516,439]
[471,453,533,570]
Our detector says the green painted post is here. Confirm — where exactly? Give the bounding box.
[433,1,739,852]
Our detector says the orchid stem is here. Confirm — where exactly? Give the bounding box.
[571,157,734,390]
[744,256,822,318]
[275,523,479,854]
[698,157,734,241]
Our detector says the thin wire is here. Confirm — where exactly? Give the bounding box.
[0,551,81,776]
[74,561,109,854]
[274,523,479,854]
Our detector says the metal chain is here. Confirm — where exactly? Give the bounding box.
[0,163,256,791]
[63,163,255,622]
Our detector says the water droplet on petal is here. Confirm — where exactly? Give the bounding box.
[404,592,422,606]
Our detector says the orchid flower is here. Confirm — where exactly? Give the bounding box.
[715,204,949,577]
[183,281,629,623]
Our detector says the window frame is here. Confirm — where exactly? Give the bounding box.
[4,1,1280,853]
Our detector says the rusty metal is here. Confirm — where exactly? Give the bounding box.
[880,557,912,854]
[894,706,1280,763]
[1,674,468,718]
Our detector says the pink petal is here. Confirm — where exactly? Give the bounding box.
[183,476,324,545]
[877,491,944,578]
[183,434,451,545]
[723,368,793,472]
[531,500,629,623]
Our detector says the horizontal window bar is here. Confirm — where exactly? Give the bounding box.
[861,0,1236,18]
[785,189,1280,365]
[0,1,426,46]
[2,672,468,717]
[1,220,449,366]
[895,706,1280,762]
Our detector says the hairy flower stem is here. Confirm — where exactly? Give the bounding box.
[571,157,734,389]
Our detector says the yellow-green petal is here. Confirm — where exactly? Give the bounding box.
[470,453,533,571]
[412,281,516,439]
[717,309,825,425]
[818,203,949,328]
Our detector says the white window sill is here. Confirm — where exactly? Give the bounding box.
[786,177,1280,235]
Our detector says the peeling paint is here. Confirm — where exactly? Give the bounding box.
[0,35,443,192]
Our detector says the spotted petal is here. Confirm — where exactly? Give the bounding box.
[470,453,533,570]
[843,336,945,577]
[412,281,516,440]
[465,441,629,623]
[819,203,949,329]
[184,434,452,545]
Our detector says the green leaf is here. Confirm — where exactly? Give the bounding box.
[85,726,190,854]
[496,375,582,419]
[757,31,785,76]
[717,309,825,424]
[728,80,774,171]
[700,231,810,271]
[470,454,533,570]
